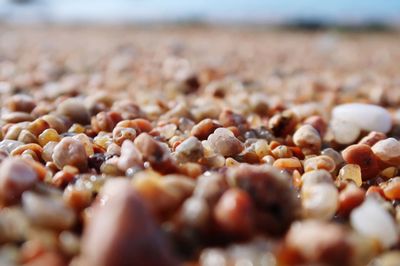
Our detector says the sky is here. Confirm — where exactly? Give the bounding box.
[0,0,400,24]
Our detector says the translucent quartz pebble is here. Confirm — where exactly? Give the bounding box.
[338,164,362,187]
[332,103,392,133]
[350,198,398,248]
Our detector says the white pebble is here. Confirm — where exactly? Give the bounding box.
[372,138,400,165]
[301,183,338,220]
[332,103,392,133]
[330,118,361,144]
[350,198,398,248]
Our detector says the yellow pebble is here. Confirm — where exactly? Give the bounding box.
[38,128,60,146]
[338,164,362,187]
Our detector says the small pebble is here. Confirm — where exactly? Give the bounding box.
[57,98,90,125]
[22,192,76,230]
[293,124,321,155]
[214,188,254,238]
[175,136,204,163]
[81,179,176,266]
[301,183,338,220]
[350,198,398,248]
[372,138,400,166]
[342,144,380,180]
[117,140,142,172]
[52,137,88,171]
[0,158,38,204]
[207,128,243,157]
[332,103,392,133]
[338,164,363,187]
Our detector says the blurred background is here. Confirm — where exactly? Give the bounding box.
[0,0,400,29]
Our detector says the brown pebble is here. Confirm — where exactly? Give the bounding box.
[134,133,177,174]
[191,118,222,140]
[214,188,254,238]
[52,137,88,171]
[6,94,36,113]
[227,164,300,235]
[283,220,352,266]
[81,179,177,266]
[268,110,298,137]
[0,158,38,204]
[338,183,365,216]
[342,144,380,180]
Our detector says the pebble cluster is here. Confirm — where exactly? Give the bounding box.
[0,25,400,266]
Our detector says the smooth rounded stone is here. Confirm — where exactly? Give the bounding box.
[207,128,243,157]
[175,136,204,163]
[301,170,333,188]
[338,183,365,216]
[117,140,143,172]
[57,98,90,125]
[52,137,88,171]
[81,179,177,266]
[180,197,210,228]
[22,192,76,230]
[214,188,254,237]
[350,198,398,248]
[372,138,400,165]
[227,164,300,235]
[342,144,380,180]
[293,124,321,155]
[330,118,361,144]
[284,220,352,266]
[332,103,392,133]
[0,140,23,153]
[0,158,38,204]
[301,183,338,220]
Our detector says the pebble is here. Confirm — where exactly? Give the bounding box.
[52,137,88,171]
[342,144,380,180]
[214,188,253,238]
[338,164,362,187]
[117,140,142,172]
[0,158,38,204]
[227,164,300,235]
[57,98,90,125]
[301,169,333,188]
[304,155,336,173]
[175,136,204,163]
[332,103,392,133]
[207,128,243,157]
[372,138,400,165]
[284,220,351,265]
[180,197,210,229]
[301,183,338,220]
[134,133,177,174]
[22,192,76,230]
[293,124,321,155]
[81,179,176,266]
[359,131,386,147]
[191,119,221,140]
[338,183,365,216]
[0,140,23,153]
[330,118,361,145]
[350,198,398,248]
